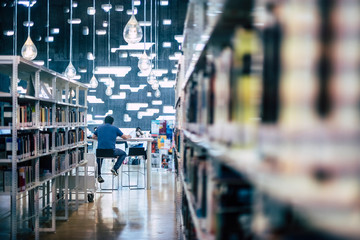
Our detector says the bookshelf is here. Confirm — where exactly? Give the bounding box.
[175,0,360,239]
[0,56,88,239]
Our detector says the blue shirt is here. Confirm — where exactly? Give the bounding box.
[94,123,123,149]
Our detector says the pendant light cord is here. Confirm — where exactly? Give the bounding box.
[70,0,73,63]
[155,0,157,71]
[107,0,111,87]
[14,0,17,55]
[108,0,110,71]
[93,0,96,74]
[27,0,30,37]
[132,0,134,15]
[150,0,153,64]
[144,0,146,51]
[47,0,49,68]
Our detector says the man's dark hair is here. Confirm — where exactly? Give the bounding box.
[104,116,114,124]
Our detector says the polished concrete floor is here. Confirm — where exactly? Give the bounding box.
[40,170,179,240]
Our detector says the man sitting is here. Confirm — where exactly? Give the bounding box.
[92,116,131,183]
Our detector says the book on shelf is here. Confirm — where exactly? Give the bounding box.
[18,104,35,127]
[68,130,76,145]
[78,129,84,142]
[78,111,85,124]
[55,154,66,173]
[18,167,26,192]
[4,133,36,159]
[55,107,66,125]
[55,129,65,148]
[40,106,52,126]
[69,109,77,123]
[39,132,51,154]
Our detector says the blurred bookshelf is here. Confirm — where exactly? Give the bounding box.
[174,0,360,239]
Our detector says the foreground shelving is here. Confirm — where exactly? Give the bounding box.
[175,0,360,239]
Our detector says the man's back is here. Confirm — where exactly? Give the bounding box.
[95,123,123,149]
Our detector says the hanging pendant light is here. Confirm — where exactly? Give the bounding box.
[90,75,98,88]
[123,0,142,44]
[65,0,76,78]
[21,0,37,60]
[105,85,113,96]
[138,52,151,74]
[89,0,98,88]
[138,0,151,74]
[65,61,76,77]
[151,80,159,90]
[147,71,156,85]
[154,89,161,98]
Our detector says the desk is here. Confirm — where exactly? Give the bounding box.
[89,138,154,190]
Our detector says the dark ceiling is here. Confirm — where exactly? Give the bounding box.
[0,0,188,130]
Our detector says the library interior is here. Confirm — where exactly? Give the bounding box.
[0,0,359,239]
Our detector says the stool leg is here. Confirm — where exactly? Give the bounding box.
[128,162,131,188]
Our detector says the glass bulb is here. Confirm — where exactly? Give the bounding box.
[65,62,76,78]
[21,36,37,60]
[151,80,160,90]
[147,71,156,85]
[105,86,113,96]
[138,52,151,74]
[90,75,98,88]
[155,89,161,98]
[123,15,143,44]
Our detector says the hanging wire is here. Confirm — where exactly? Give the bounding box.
[143,0,146,51]
[46,0,49,68]
[69,0,73,63]
[92,0,96,74]
[132,0,134,15]
[107,0,111,89]
[108,0,110,68]
[13,0,18,55]
[108,0,111,70]
[155,0,158,70]
[150,0,153,64]
[27,0,30,37]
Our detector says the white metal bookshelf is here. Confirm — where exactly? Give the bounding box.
[0,55,88,240]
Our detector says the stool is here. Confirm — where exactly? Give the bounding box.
[96,149,119,191]
[121,147,146,190]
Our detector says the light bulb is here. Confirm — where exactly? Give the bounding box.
[90,75,98,88]
[21,36,37,60]
[147,71,156,85]
[105,86,113,96]
[138,52,152,74]
[123,15,143,44]
[155,89,161,98]
[151,80,160,90]
[65,62,76,78]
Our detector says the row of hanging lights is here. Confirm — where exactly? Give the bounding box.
[19,0,161,98]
